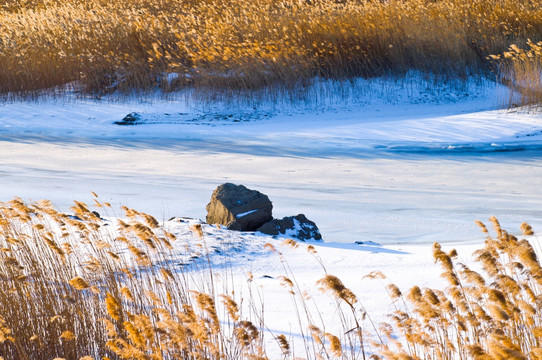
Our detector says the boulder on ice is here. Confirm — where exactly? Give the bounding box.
[206,183,273,231]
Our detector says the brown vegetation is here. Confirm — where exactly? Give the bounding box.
[0,0,541,98]
[491,40,542,106]
[1,196,542,359]
[0,197,268,359]
[371,217,542,359]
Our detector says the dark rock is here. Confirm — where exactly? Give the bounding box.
[257,214,322,241]
[115,112,141,126]
[206,183,273,231]
[354,240,381,246]
[168,216,196,223]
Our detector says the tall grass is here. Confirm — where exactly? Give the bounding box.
[0,0,541,97]
[0,197,268,359]
[491,40,542,107]
[2,196,542,359]
[371,218,542,359]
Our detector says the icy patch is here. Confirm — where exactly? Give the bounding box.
[114,110,275,127]
[378,140,542,154]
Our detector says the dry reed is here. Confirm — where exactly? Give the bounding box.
[2,196,542,359]
[0,0,541,99]
[371,220,542,360]
[0,197,267,359]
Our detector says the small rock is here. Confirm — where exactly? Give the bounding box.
[114,112,141,126]
[354,240,381,246]
[257,214,322,241]
[168,216,197,223]
[206,183,273,231]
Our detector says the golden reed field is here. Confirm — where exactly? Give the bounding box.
[1,196,542,359]
[0,0,541,103]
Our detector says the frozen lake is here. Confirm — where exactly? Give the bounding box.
[2,136,542,245]
[2,77,541,244]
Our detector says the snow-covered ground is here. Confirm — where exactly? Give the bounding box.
[3,74,542,357]
[1,75,541,244]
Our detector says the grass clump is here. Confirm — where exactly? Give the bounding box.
[0,197,268,359]
[0,0,541,98]
[372,217,542,359]
[2,195,542,359]
[271,217,542,359]
[491,40,542,107]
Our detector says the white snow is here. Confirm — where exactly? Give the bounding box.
[3,73,542,358]
[1,75,541,244]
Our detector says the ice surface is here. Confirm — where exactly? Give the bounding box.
[0,75,541,244]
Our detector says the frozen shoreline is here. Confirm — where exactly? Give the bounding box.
[1,75,541,244]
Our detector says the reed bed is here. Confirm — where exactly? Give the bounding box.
[1,196,542,359]
[0,197,268,359]
[0,0,541,99]
[369,218,542,360]
[492,40,542,106]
